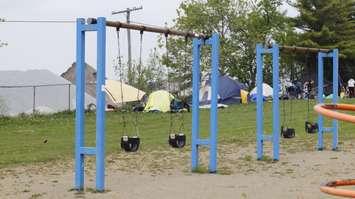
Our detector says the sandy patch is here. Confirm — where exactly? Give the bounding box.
[1,140,354,199]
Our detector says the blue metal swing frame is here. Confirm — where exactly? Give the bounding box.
[256,44,280,160]
[255,43,339,161]
[75,17,220,191]
[191,34,219,172]
[317,50,339,150]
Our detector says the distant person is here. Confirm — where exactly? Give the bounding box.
[348,78,355,98]
[303,80,314,99]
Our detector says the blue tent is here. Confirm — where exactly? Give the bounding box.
[199,74,246,105]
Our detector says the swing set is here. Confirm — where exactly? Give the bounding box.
[115,27,189,152]
[256,43,339,161]
[75,17,219,192]
[281,50,319,138]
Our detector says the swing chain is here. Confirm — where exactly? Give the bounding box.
[165,33,175,134]
[282,84,286,126]
[178,36,189,132]
[290,65,294,124]
[134,30,144,137]
[305,51,311,120]
[115,27,128,136]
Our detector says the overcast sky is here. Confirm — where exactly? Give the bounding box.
[0,0,297,80]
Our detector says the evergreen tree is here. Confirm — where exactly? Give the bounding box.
[293,0,355,80]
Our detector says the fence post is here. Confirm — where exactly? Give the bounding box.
[32,86,36,114]
[68,84,71,111]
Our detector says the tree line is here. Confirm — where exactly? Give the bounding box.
[125,0,355,93]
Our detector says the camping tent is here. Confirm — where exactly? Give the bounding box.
[144,90,174,112]
[105,80,145,104]
[61,62,116,107]
[250,83,273,98]
[199,74,246,105]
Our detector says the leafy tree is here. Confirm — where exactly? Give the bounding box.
[139,48,166,93]
[231,0,296,86]
[163,0,294,89]
[115,47,166,94]
[161,0,248,91]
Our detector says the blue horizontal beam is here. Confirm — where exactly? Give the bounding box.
[79,24,98,32]
[262,135,273,142]
[80,147,96,155]
[261,48,273,54]
[196,139,210,145]
[323,127,334,132]
[319,52,334,58]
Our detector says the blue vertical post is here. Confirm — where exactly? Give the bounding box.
[191,38,201,170]
[272,44,280,160]
[208,33,219,172]
[75,18,86,190]
[95,17,106,192]
[317,52,324,150]
[332,49,339,150]
[256,44,264,160]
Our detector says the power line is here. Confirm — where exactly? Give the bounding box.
[0,19,75,24]
[0,82,96,88]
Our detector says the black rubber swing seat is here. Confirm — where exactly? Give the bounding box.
[305,121,318,134]
[281,126,295,138]
[121,135,140,152]
[168,133,186,148]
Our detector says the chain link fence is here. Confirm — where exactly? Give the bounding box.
[0,83,95,116]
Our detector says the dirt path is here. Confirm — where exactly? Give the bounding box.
[1,140,355,199]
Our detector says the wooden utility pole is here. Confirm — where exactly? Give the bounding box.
[112,6,143,84]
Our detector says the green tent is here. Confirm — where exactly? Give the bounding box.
[144,90,175,112]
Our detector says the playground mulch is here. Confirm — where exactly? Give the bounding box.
[1,140,354,199]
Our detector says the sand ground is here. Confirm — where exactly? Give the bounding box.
[1,139,355,199]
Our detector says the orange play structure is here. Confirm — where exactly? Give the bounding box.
[314,104,355,123]
[314,103,355,198]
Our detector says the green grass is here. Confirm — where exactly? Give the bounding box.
[1,98,355,167]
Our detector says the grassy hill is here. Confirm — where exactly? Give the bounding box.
[1,99,355,167]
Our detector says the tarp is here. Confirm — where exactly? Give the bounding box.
[105,80,145,104]
[199,104,228,109]
[144,90,174,113]
[325,94,334,99]
[199,74,246,105]
[250,83,273,98]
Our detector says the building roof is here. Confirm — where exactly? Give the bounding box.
[61,62,116,106]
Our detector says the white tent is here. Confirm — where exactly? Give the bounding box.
[199,85,221,104]
[250,83,273,98]
[104,80,145,104]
